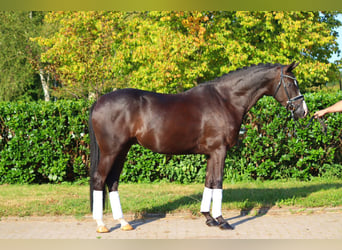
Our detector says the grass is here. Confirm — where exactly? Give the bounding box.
[0,178,342,219]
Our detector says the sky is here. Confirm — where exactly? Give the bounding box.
[329,13,342,63]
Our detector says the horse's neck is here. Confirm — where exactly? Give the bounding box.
[215,71,276,114]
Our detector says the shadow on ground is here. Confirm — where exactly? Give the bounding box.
[125,182,342,229]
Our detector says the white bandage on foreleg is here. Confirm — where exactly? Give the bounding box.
[93,190,103,221]
[200,187,213,212]
[212,189,223,218]
[109,191,124,220]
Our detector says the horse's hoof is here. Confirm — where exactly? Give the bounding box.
[206,218,219,227]
[218,222,234,230]
[121,224,134,231]
[96,225,110,233]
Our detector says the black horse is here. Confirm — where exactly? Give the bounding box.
[89,62,308,233]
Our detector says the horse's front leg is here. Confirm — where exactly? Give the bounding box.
[200,146,234,230]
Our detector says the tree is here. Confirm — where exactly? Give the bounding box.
[0,11,46,101]
[205,11,341,88]
[32,11,341,99]
[32,11,127,99]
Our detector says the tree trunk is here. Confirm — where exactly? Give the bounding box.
[39,68,50,101]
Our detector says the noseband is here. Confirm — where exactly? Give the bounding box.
[273,67,304,117]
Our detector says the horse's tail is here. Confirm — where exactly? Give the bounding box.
[89,101,106,212]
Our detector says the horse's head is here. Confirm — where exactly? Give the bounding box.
[273,62,308,120]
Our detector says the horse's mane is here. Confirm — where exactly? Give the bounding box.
[204,63,282,85]
[227,63,281,76]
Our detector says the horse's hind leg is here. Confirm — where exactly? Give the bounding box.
[106,145,134,231]
[92,153,117,233]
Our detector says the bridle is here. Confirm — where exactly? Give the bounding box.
[273,67,327,135]
[273,66,304,118]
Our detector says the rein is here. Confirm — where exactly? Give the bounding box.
[305,115,327,135]
[283,113,328,138]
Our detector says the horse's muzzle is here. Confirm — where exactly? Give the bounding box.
[293,99,308,120]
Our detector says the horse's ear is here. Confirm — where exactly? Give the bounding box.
[286,62,300,72]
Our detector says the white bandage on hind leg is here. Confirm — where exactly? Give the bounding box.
[109,191,129,227]
[200,187,213,212]
[109,191,124,220]
[93,190,104,225]
[212,189,223,218]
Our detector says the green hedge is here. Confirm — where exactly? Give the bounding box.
[0,91,341,184]
[0,100,90,184]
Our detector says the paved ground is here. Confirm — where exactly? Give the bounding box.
[1,207,342,239]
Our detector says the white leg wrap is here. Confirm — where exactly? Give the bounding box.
[118,218,129,227]
[212,189,223,218]
[109,191,124,220]
[93,190,103,221]
[200,187,213,212]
